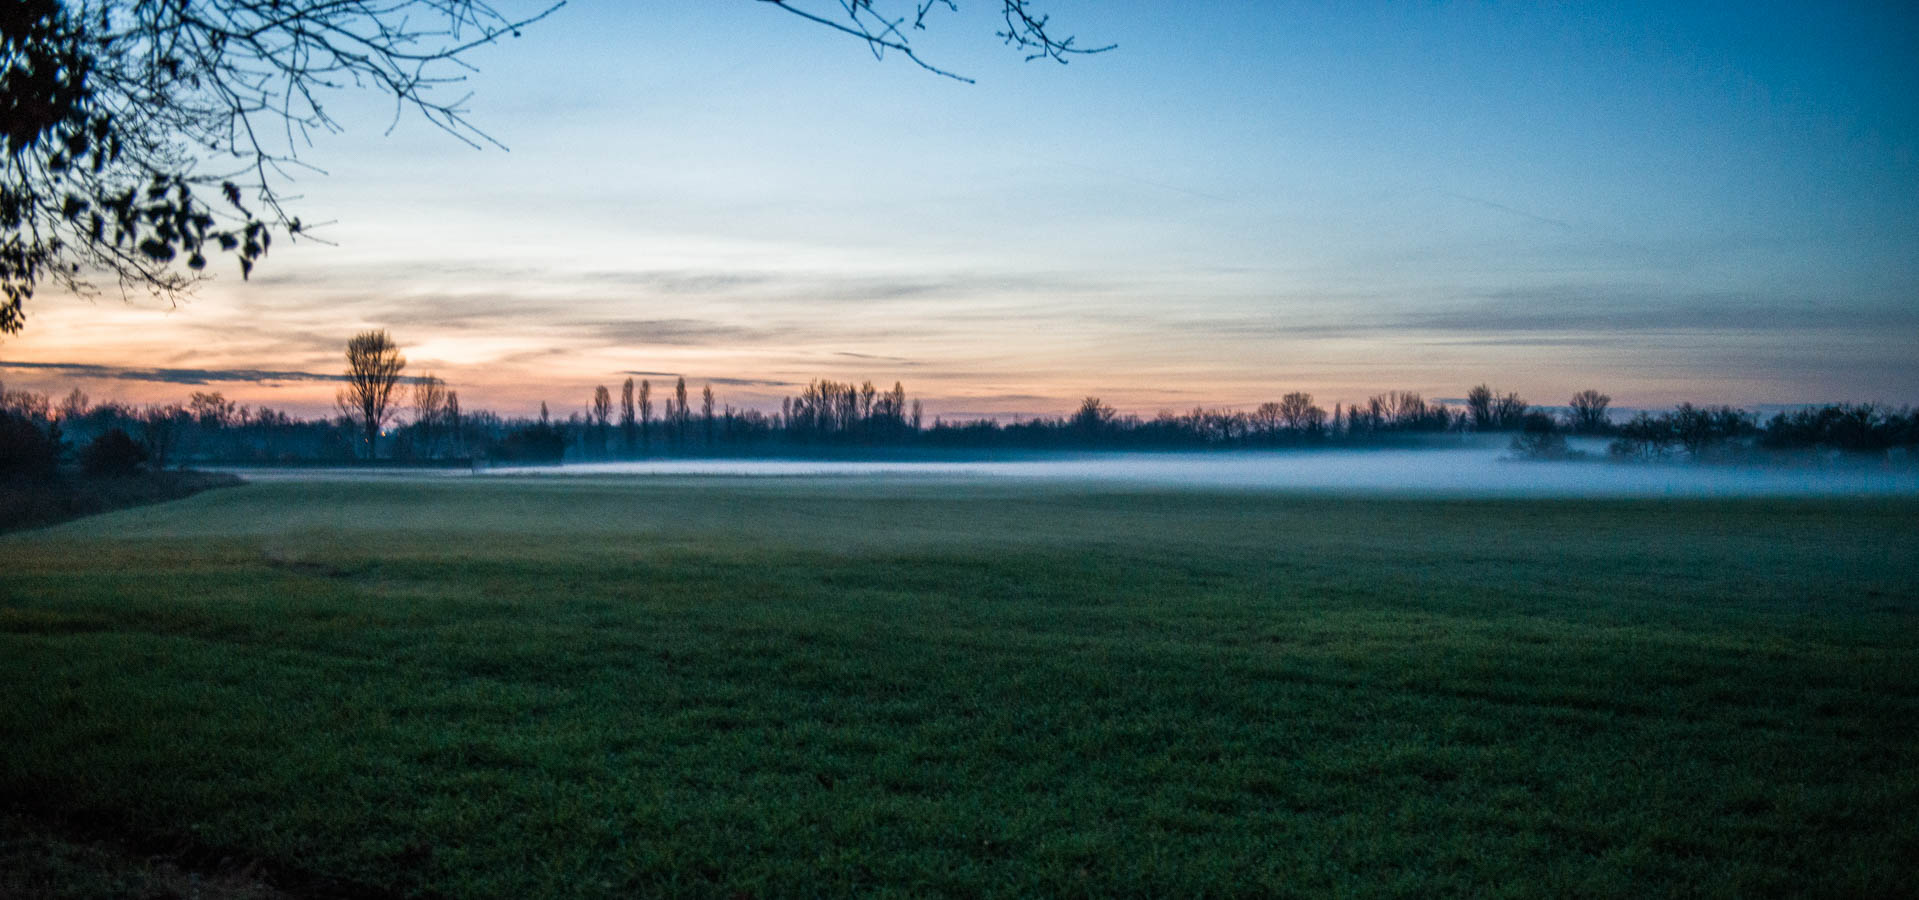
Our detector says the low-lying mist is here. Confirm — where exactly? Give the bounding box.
[485,446,1919,498]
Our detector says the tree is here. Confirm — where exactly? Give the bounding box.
[1277,392,1324,433]
[188,391,237,428]
[412,374,448,458]
[2,1,1102,334]
[80,426,146,475]
[701,384,715,449]
[673,376,689,450]
[590,384,613,457]
[56,387,89,421]
[1491,391,1529,431]
[763,0,1113,83]
[0,409,60,479]
[1466,384,1528,431]
[139,403,184,468]
[619,377,636,454]
[0,0,560,334]
[1567,390,1611,434]
[443,390,464,457]
[1070,396,1115,441]
[1510,411,1569,460]
[335,330,405,460]
[637,379,653,454]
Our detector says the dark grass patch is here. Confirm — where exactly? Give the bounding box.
[0,470,243,534]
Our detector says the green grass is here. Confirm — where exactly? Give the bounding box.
[3,476,1916,897]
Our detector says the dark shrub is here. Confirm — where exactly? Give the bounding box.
[0,412,61,480]
[1511,411,1570,460]
[497,422,568,463]
[81,428,149,477]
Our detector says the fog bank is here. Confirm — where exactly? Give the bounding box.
[484,448,1919,498]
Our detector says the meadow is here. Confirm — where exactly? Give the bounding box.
[2,475,1916,897]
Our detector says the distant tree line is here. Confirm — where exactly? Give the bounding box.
[3,332,1915,472]
[7,376,1916,473]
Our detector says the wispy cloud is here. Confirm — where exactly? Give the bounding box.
[0,360,433,386]
[834,351,921,366]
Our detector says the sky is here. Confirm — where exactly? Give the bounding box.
[3,0,1916,419]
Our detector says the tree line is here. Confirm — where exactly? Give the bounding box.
[4,330,1916,475]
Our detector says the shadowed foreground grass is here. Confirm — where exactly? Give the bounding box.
[2,476,1916,897]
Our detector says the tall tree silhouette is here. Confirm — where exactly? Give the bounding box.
[701,385,716,449]
[591,385,613,457]
[638,379,653,454]
[335,330,405,460]
[674,377,690,450]
[620,378,637,454]
[412,374,448,458]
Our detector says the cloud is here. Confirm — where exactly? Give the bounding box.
[834,351,921,366]
[0,360,437,386]
[614,371,794,388]
[583,318,761,346]
[1393,287,1919,334]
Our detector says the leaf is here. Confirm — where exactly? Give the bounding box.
[137,238,175,262]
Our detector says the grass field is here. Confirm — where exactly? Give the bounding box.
[3,475,1916,897]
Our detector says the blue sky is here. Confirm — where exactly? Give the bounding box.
[5,0,1915,417]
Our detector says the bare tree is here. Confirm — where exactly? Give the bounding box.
[335,330,406,459]
[57,388,90,422]
[1567,390,1612,434]
[1466,384,1528,431]
[412,374,448,458]
[1491,391,1529,431]
[139,403,185,468]
[1277,392,1323,432]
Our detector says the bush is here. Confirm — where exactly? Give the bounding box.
[81,428,149,477]
[1511,412,1571,460]
[0,412,61,480]
[495,423,568,463]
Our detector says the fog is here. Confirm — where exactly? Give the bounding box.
[481,446,1919,498]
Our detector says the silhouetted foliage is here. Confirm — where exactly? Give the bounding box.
[1070,396,1116,443]
[0,0,559,333]
[79,426,146,475]
[0,409,60,479]
[1760,404,1914,456]
[1511,412,1572,460]
[497,419,567,463]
